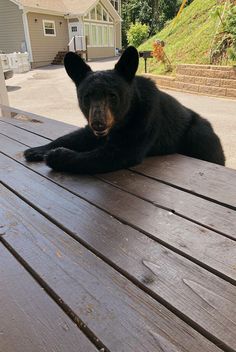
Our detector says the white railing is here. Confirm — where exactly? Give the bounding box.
[0,60,10,117]
[68,36,86,52]
[5,52,30,73]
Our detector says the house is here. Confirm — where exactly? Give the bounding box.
[0,0,122,68]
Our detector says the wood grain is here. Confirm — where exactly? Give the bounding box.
[131,154,236,209]
[1,109,235,209]
[0,185,223,352]
[1,120,235,241]
[0,153,236,350]
[0,105,75,139]
[0,143,236,283]
[98,169,236,240]
[0,120,48,146]
[0,243,97,352]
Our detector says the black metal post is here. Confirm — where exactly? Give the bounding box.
[144,58,147,73]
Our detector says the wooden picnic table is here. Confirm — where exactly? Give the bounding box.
[0,105,236,352]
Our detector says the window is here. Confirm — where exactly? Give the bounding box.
[84,3,113,23]
[97,26,102,46]
[103,9,108,22]
[97,4,102,21]
[91,8,96,20]
[85,23,114,47]
[110,0,119,12]
[109,26,114,46]
[71,26,77,32]
[43,20,56,36]
[103,26,108,46]
[84,23,90,45]
[91,25,97,46]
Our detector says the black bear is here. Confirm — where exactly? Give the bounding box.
[24,46,225,173]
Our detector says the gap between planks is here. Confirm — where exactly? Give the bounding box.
[129,168,236,212]
[0,234,109,352]
[1,173,236,351]
[0,128,235,243]
[1,149,236,288]
[0,242,99,352]
[0,136,236,289]
[0,117,235,210]
[0,181,231,352]
[96,173,236,241]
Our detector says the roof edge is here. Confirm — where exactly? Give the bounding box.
[8,0,122,21]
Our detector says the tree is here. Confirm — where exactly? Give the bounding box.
[121,0,152,46]
[121,0,194,47]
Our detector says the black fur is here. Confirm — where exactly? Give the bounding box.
[24,46,225,173]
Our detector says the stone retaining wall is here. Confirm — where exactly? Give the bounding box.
[144,64,236,99]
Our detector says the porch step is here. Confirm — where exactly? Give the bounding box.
[51,51,68,65]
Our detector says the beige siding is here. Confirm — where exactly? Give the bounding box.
[0,0,25,53]
[87,47,115,59]
[27,12,69,67]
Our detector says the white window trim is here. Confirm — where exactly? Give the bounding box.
[84,19,113,24]
[43,20,56,37]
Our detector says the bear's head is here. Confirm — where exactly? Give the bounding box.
[64,46,139,137]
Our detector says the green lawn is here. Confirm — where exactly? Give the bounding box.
[138,0,234,75]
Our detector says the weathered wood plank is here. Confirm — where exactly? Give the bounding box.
[0,140,236,283]
[0,120,48,146]
[0,151,236,350]
[131,155,236,209]
[98,169,236,240]
[1,108,235,208]
[0,121,235,240]
[0,243,98,352]
[0,185,223,352]
[0,105,75,139]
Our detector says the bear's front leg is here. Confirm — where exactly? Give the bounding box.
[24,125,101,162]
[45,147,78,171]
[45,146,142,174]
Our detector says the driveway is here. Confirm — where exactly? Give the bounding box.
[6,58,236,169]
[7,58,118,127]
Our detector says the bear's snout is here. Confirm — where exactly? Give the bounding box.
[89,103,115,137]
[91,119,107,132]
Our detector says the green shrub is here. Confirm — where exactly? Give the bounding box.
[127,22,149,48]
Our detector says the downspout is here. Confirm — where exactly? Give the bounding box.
[22,10,33,63]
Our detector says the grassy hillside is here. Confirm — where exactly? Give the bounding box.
[138,0,234,75]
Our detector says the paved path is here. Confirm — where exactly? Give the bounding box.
[6,58,236,169]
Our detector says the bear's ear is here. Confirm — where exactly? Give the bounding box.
[64,52,92,85]
[114,46,139,82]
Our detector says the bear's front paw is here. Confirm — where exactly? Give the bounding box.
[45,147,76,171]
[24,146,47,162]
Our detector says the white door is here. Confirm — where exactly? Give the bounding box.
[68,22,84,51]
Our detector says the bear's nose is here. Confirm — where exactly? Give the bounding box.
[91,120,107,132]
